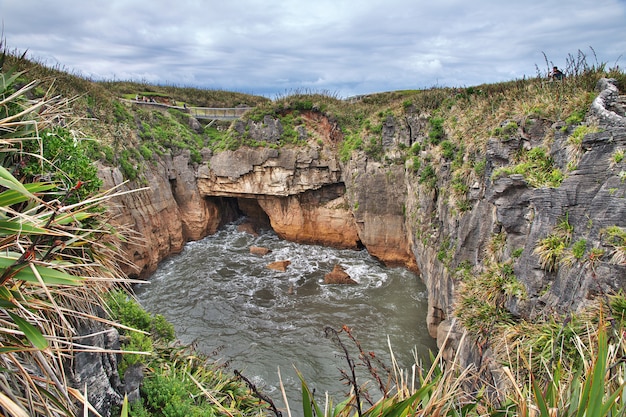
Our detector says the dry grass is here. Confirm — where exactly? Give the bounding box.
[285,306,626,417]
[1,46,140,416]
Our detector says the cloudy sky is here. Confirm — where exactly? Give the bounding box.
[1,0,625,98]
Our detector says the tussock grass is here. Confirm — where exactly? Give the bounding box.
[1,44,266,417]
[0,43,137,416]
[267,307,626,417]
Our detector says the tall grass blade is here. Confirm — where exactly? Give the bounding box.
[120,394,129,417]
[532,378,551,417]
[0,391,30,417]
[7,311,48,349]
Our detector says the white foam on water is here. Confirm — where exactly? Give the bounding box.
[135,222,437,414]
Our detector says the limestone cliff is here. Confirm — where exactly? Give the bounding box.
[421,79,626,365]
[102,79,626,371]
[99,150,236,278]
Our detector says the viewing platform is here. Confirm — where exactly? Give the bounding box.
[127,99,253,120]
[187,106,254,120]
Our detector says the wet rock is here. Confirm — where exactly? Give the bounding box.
[237,222,258,236]
[324,264,357,285]
[267,260,291,271]
[250,246,271,255]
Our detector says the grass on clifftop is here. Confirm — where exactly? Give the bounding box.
[4,45,626,416]
[0,46,266,417]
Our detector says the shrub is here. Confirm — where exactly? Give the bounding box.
[492,121,518,139]
[419,163,437,188]
[568,124,599,148]
[409,141,422,155]
[113,101,133,123]
[339,133,363,162]
[140,144,154,160]
[364,136,383,161]
[440,139,456,160]
[106,289,175,343]
[534,215,573,271]
[571,239,588,259]
[492,146,564,188]
[428,116,445,145]
[20,127,103,202]
[564,107,586,125]
[451,174,469,195]
[409,156,421,172]
[119,150,139,180]
[473,158,486,176]
[602,225,626,265]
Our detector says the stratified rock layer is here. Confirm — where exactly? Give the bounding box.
[100,79,626,370]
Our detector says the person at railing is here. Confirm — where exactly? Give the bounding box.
[549,66,565,81]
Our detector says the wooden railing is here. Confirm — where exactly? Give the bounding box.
[126,99,253,120]
[187,106,254,120]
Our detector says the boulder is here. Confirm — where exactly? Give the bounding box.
[267,260,291,271]
[237,222,258,236]
[122,363,144,403]
[250,246,271,256]
[324,264,357,285]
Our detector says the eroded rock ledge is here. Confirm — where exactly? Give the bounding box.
[102,79,626,356]
[90,78,626,415]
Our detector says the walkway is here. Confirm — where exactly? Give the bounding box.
[187,106,254,120]
[127,99,253,120]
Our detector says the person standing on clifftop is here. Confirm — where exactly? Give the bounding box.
[550,66,565,81]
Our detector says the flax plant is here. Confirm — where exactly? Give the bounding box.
[0,48,135,416]
[281,306,626,417]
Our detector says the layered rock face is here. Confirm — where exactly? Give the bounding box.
[99,150,236,278]
[102,80,626,361]
[418,79,626,366]
[196,145,361,249]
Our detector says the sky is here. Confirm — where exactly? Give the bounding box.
[1,0,625,98]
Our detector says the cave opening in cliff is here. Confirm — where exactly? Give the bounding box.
[234,197,272,232]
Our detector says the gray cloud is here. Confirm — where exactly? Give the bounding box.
[1,0,625,97]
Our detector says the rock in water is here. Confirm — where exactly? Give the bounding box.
[324,264,358,285]
[250,246,271,255]
[267,260,291,271]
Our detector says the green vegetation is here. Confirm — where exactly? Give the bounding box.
[567,123,601,168]
[492,120,518,139]
[106,291,264,417]
[0,49,263,417]
[428,116,446,145]
[340,133,364,162]
[19,126,103,203]
[492,147,564,188]
[137,108,206,163]
[437,237,455,267]
[534,214,574,271]
[0,49,133,416]
[571,238,588,260]
[418,163,437,188]
[456,260,519,338]
[564,107,587,126]
[602,225,626,265]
